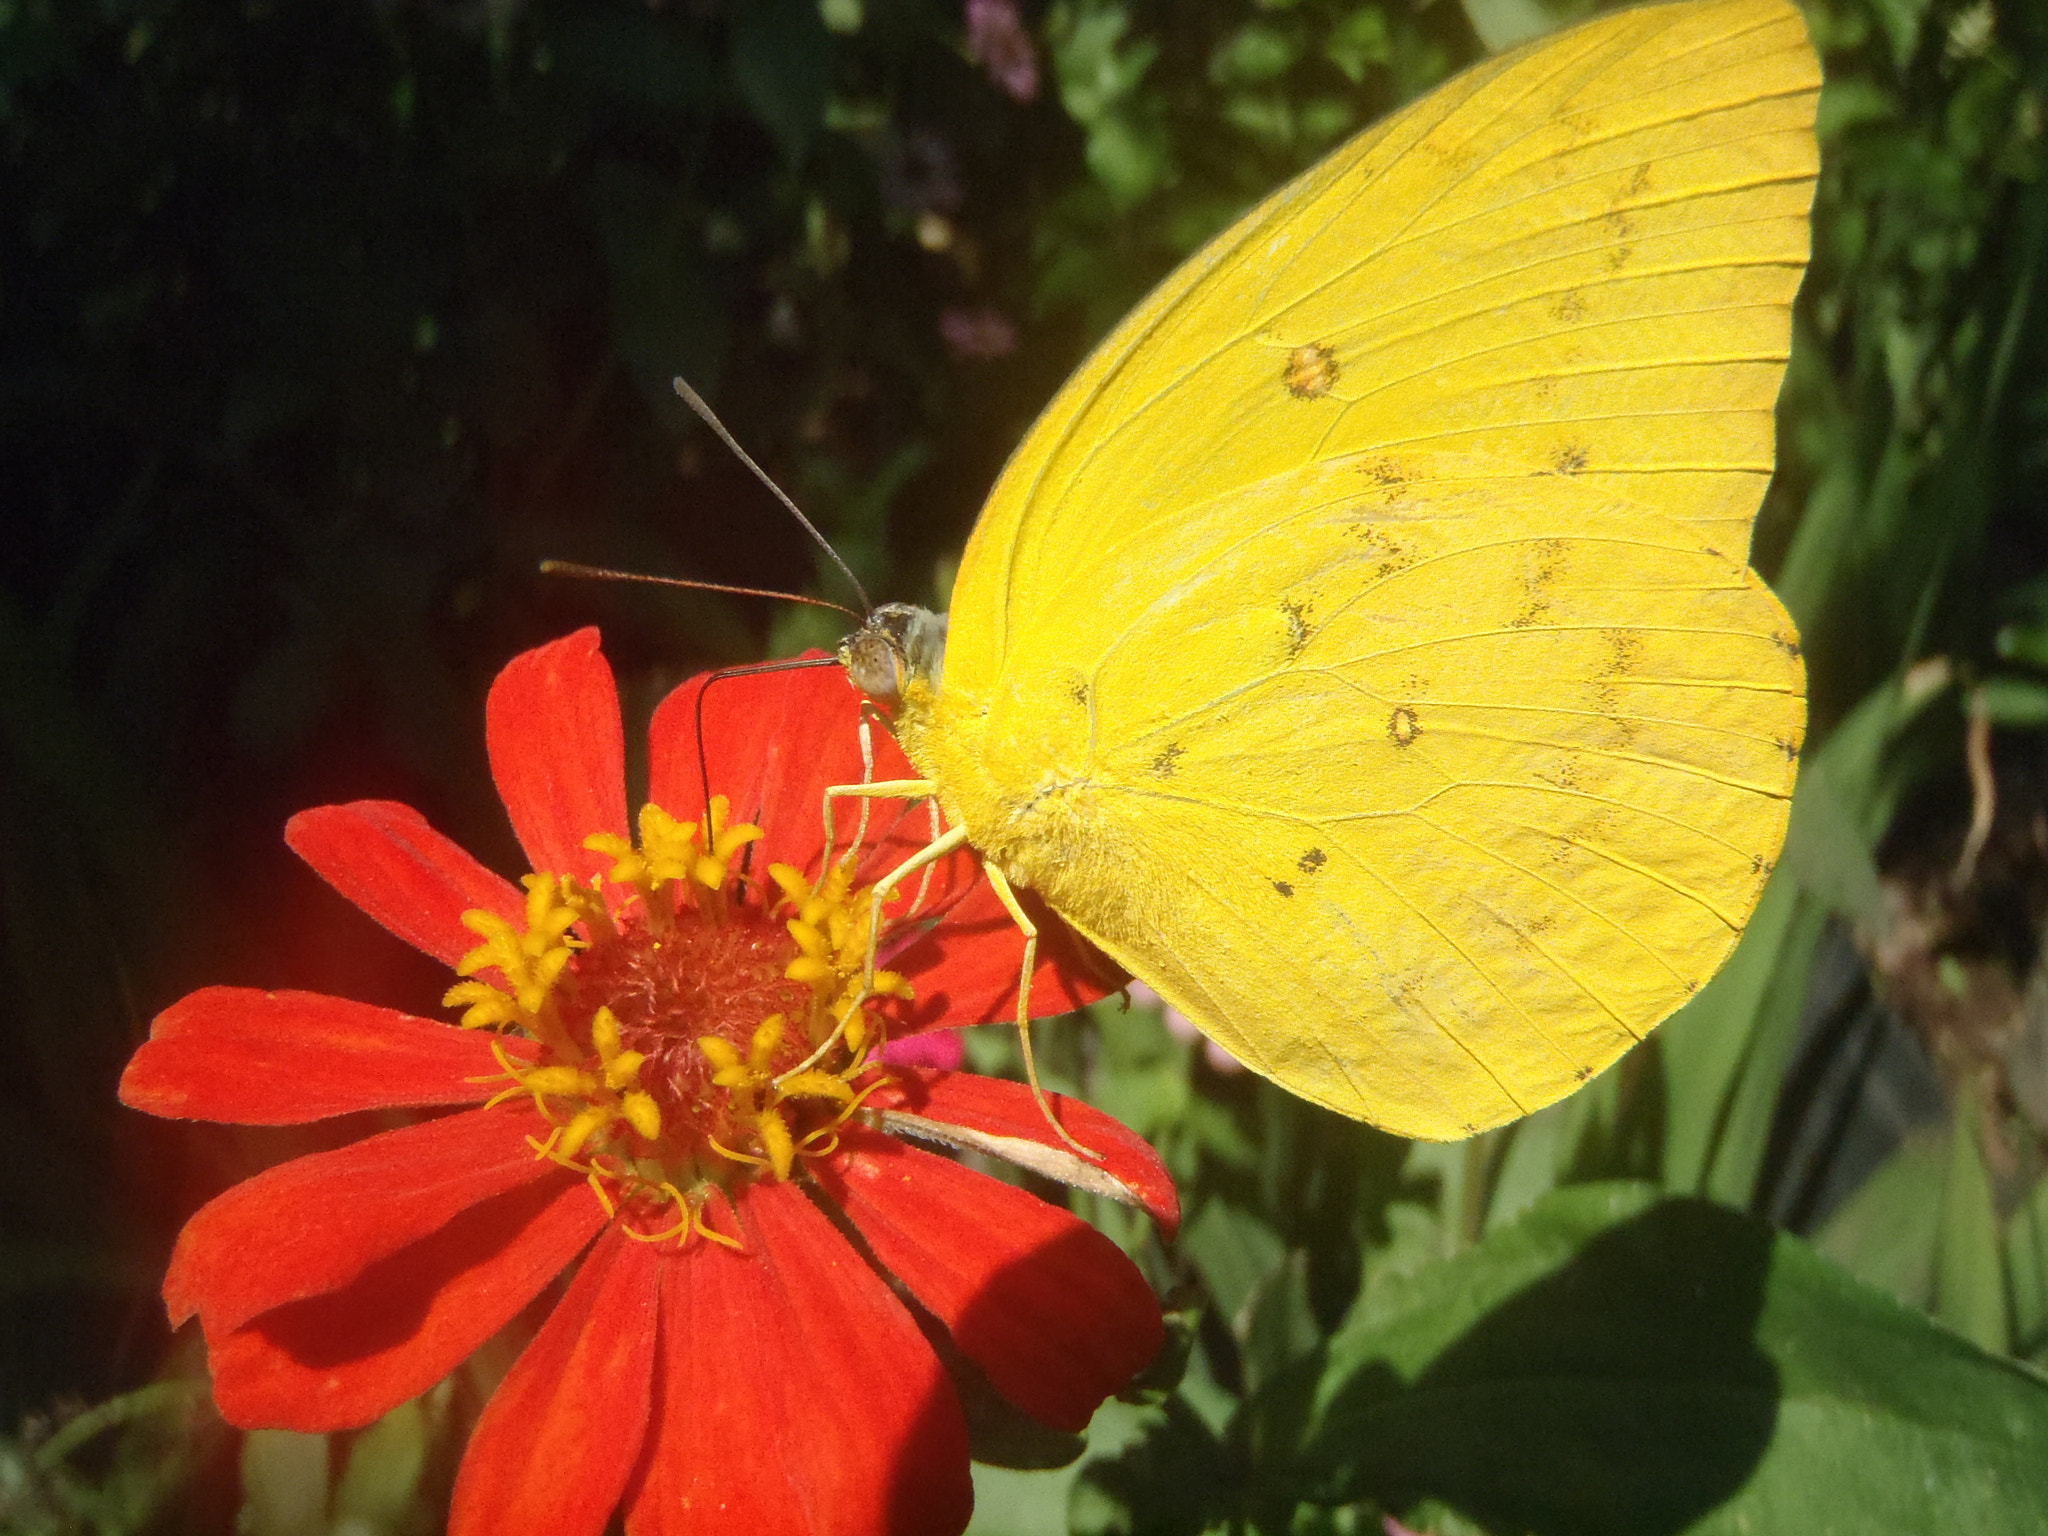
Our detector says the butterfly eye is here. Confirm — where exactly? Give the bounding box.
[839,624,907,705]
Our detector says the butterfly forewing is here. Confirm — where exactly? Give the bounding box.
[948,0,1819,687]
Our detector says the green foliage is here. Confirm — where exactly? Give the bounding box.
[14,0,2048,1529]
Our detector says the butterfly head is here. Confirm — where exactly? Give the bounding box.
[837,602,948,709]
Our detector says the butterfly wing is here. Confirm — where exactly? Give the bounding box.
[922,0,1818,1135]
[945,0,1819,687]
[964,456,1800,1135]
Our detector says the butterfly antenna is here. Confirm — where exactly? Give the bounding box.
[672,376,872,615]
[538,560,862,621]
[691,656,841,826]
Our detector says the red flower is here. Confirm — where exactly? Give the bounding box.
[121,629,1175,1536]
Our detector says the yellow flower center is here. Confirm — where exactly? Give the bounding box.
[447,796,916,1247]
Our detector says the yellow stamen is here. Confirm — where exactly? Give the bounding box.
[748,1014,785,1073]
[439,790,923,1249]
[777,1069,855,1103]
[621,1089,662,1141]
[758,1109,796,1179]
[697,1036,743,1075]
[556,1103,612,1160]
[694,1193,744,1250]
[706,1134,769,1169]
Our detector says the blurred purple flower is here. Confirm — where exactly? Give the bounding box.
[967,0,1039,103]
[1130,982,1245,1075]
[940,306,1019,360]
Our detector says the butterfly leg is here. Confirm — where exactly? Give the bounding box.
[818,783,1098,1160]
[823,778,934,873]
[982,865,1100,1162]
[819,712,924,871]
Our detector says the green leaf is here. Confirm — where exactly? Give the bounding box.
[1182,1198,1288,1328]
[1258,1184,2048,1533]
[2007,1171,2048,1360]
[1782,668,1942,928]
[1458,0,1573,54]
[1934,1094,2009,1353]
[1976,674,2048,727]
[1210,25,1297,87]
[1816,75,1899,139]
[1866,0,1935,69]
[1995,617,2048,670]
[1815,1129,1946,1310]
[1482,1098,1572,1233]
[1324,6,1391,84]
[1657,876,1827,1203]
[1084,115,1169,205]
[968,1400,1158,1536]
[1049,2,1157,125]
[1241,1251,1322,1394]
[332,1397,428,1531]
[729,0,831,162]
[1068,1397,1230,1536]
[239,1430,328,1536]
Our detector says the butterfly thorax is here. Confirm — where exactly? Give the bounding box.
[841,605,1112,902]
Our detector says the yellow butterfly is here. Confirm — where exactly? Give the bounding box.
[840,0,1818,1140]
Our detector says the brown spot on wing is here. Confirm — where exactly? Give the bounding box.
[1513,537,1568,628]
[1388,706,1422,746]
[1298,847,1326,873]
[1606,633,1645,676]
[1281,598,1313,658]
[1284,343,1340,399]
[1148,743,1185,777]
[1271,879,1294,897]
[1603,207,1634,271]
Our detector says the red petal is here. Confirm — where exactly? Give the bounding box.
[646,656,905,872]
[870,1069,1180,1238]
[206,1173,602,1432]
[625,1181,971,1536]
[165,1107,560,1332]
[886,879,1125,1029]
[450,1226,659,1536]
[120,988,530,1124]
[487,629,629,883]
[287,801,524,969]
[816,1127,1162,1432]
[648,662,1119,1028]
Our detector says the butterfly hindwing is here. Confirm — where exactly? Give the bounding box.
[979,456,1799,1135]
